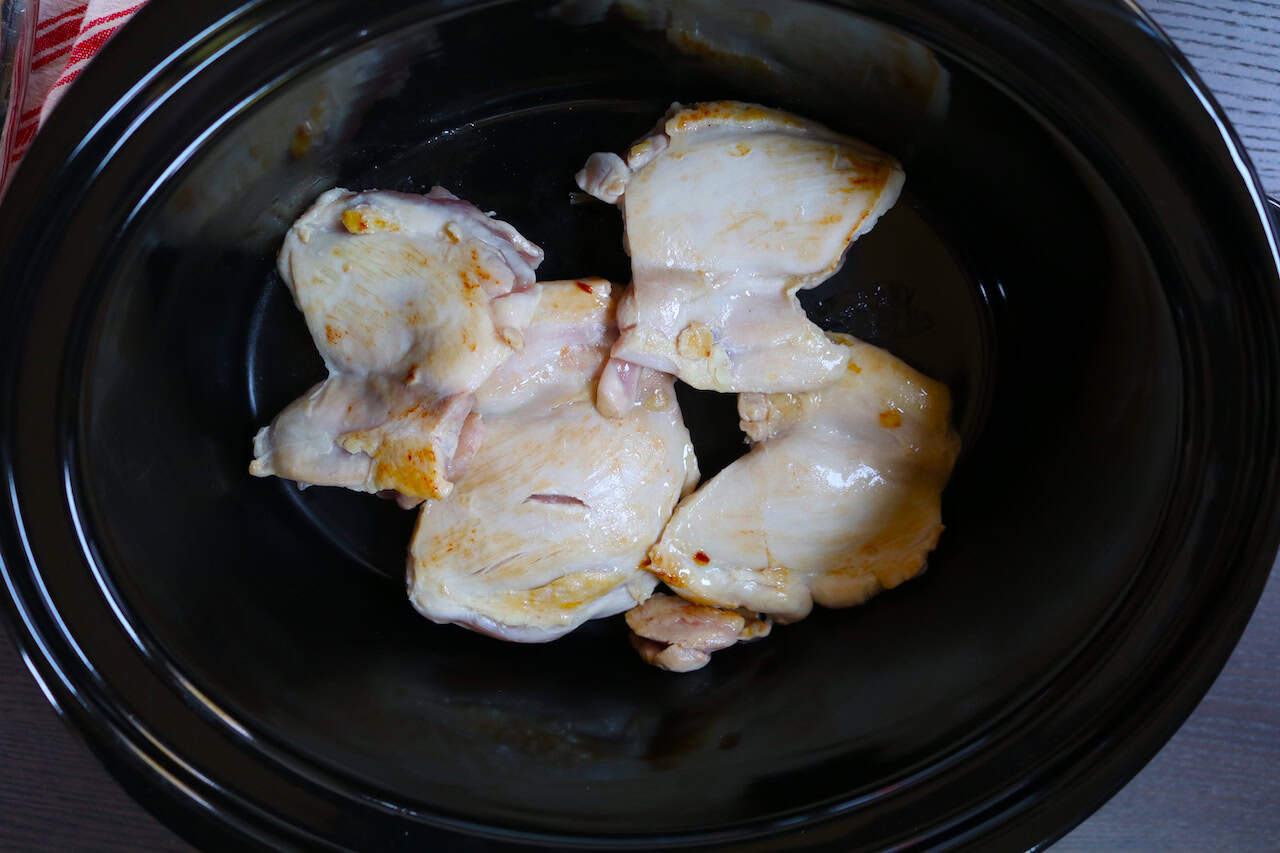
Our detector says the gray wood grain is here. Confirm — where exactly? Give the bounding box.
[1057,571,1280,850]
[1,2,1278,850]
[1146,0,1280,194]
[0,647,190,851]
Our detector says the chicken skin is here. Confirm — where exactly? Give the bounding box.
[648,334,959,623]
[577,101,904,411]
[250,187,543,502]
[407,280,700,642]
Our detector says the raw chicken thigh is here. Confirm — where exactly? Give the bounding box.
[626,593,772,673]
[648,334,960,623]
[577,101,904,410]
[407,280,700,642]
[250,187,543,502]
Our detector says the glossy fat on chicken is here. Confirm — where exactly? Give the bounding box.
[250,187,543,502]
[408,281,700,642]
[648,334,959,622]
[576,101,904,407]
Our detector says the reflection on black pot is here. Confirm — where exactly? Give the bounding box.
[559,0,950,150]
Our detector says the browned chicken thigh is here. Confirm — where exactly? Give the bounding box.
[250,187,543,503]
[577,101,904,413]
[407,281,700,642]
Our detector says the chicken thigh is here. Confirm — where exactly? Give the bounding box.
[648,334,960,623]
[626,593,772,673]
[250,187,544,502]
[407,280,700,642]
[577,101,904,410]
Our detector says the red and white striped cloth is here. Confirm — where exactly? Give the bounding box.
[8,0,146,169]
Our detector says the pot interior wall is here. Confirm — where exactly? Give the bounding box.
[77,0,1178,833]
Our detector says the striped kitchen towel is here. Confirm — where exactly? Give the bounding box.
[9,0,146,169]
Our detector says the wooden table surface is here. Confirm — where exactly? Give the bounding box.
[3,1,1278,850]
